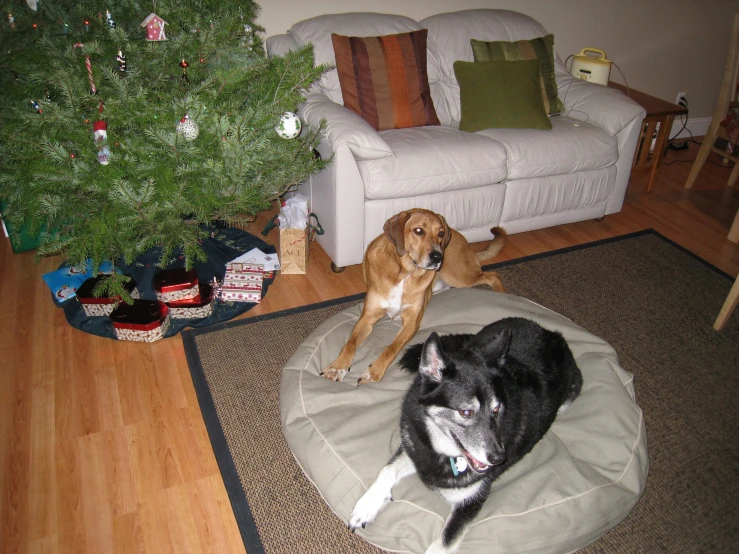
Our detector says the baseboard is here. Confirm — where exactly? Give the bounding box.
[670,116,710,140]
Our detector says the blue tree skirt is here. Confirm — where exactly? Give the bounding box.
[58,225,276,339]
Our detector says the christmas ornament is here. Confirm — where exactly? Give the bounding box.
[179,59,190,85]
[105,10,115,29]
[93,120,107,143]
[26,0,37,11]
[84,19,90,32]
[29,99,42,114]
[176,115,199,141]
[116,50,126,73]
[97,146,111,165]
[275,112,302,140]
[7,13,15,29]
[73,43,97,95]
[141,13,167,41]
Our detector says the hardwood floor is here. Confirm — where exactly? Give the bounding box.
[1,140,737,553]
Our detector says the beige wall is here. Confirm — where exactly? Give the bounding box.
[258,0,739,120]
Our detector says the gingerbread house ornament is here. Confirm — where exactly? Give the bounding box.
[140,13,167,41]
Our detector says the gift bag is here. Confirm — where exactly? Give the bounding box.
[277,194,310,274]
[279,226,309,274]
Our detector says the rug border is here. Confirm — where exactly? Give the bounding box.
[181,227,731,553]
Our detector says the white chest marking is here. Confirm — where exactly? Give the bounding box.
[381,277,408,319]
[439,480,485,505]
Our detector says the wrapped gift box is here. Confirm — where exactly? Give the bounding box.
[167,282,214,319]
[221,262,263,303]
[110,299,170,342]
[77,275,140,316]
[221,281,262,303]
[152,268,199,303]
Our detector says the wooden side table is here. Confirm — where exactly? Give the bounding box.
[608,82,688,193]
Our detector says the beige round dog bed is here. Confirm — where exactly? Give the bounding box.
[280,289,648,553]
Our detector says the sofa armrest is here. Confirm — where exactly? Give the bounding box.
[299,92,395,161]
[554,62,646,136]
[265,34,298,57]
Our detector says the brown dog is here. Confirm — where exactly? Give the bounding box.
[321,209,506,384]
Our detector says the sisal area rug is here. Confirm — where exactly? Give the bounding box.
[182,229,739,554]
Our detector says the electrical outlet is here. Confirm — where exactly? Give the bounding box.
[676,92,687,107]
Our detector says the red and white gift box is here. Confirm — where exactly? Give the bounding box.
[221,281,262,303]
[152,268,199,303]
[77,274,140,316]
[110,299,170,342]
[221,263,264,303]
[167,282,214,319]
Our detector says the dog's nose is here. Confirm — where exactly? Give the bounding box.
[429,251,443,265]
[489,450,506,466]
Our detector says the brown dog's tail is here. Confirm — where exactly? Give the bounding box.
[475,227,508,262]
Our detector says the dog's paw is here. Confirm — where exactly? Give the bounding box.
[424,537,454,554]
[320,367,348,382]
[348,487,389,532]
[357,368,379,384]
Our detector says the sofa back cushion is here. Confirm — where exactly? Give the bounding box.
[420,9,551,123]
[289,13,422,104]
[331,29,440,131]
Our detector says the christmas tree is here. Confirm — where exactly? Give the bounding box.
[0,0,328,297]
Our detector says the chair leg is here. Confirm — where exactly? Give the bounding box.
[714,274,739,330]
[685,126,718,189]
[728,207,739,243]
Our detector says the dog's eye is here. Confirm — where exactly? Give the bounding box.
[492,405,501,418]
[438,231,445,239]
[413,227,423,235]
[458,409,474,418]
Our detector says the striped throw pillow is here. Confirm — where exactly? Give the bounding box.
[331,29,440,131]
[470,35,563,116]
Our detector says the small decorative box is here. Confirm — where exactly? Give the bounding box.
[221,281,262,303]
[152,268,199,303]
[167,283,214,319]
[226,262,264,273]
[77,275,140,317]
[110,299,170,342]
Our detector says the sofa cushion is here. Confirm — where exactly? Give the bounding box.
[331,29,440,131]
[289,13,422,105]
[359,125,508,200]
[421,9,552,123]
[471,34,563,116]
[476,116,618,180]
[454,59,552,132]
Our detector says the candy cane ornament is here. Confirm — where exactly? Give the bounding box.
[73,43,97,95]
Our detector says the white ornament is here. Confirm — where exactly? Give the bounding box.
[97,146,111,166]
[275,112,302,140]
[176,116,199,141]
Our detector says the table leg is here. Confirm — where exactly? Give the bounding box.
[646,114,674,193]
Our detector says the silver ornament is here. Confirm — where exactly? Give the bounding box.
[176,116,199,141]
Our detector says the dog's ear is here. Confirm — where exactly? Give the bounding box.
[482,329,512,362]
[384,211,410,257]
[419,332,447,382]
[439,215,452,249]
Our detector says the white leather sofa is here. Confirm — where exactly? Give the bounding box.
[267,9,646,270]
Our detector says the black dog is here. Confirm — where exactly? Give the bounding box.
[348,317,583,554]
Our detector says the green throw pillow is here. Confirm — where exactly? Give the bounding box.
[471,34,563,116]
[453,59,552,132]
